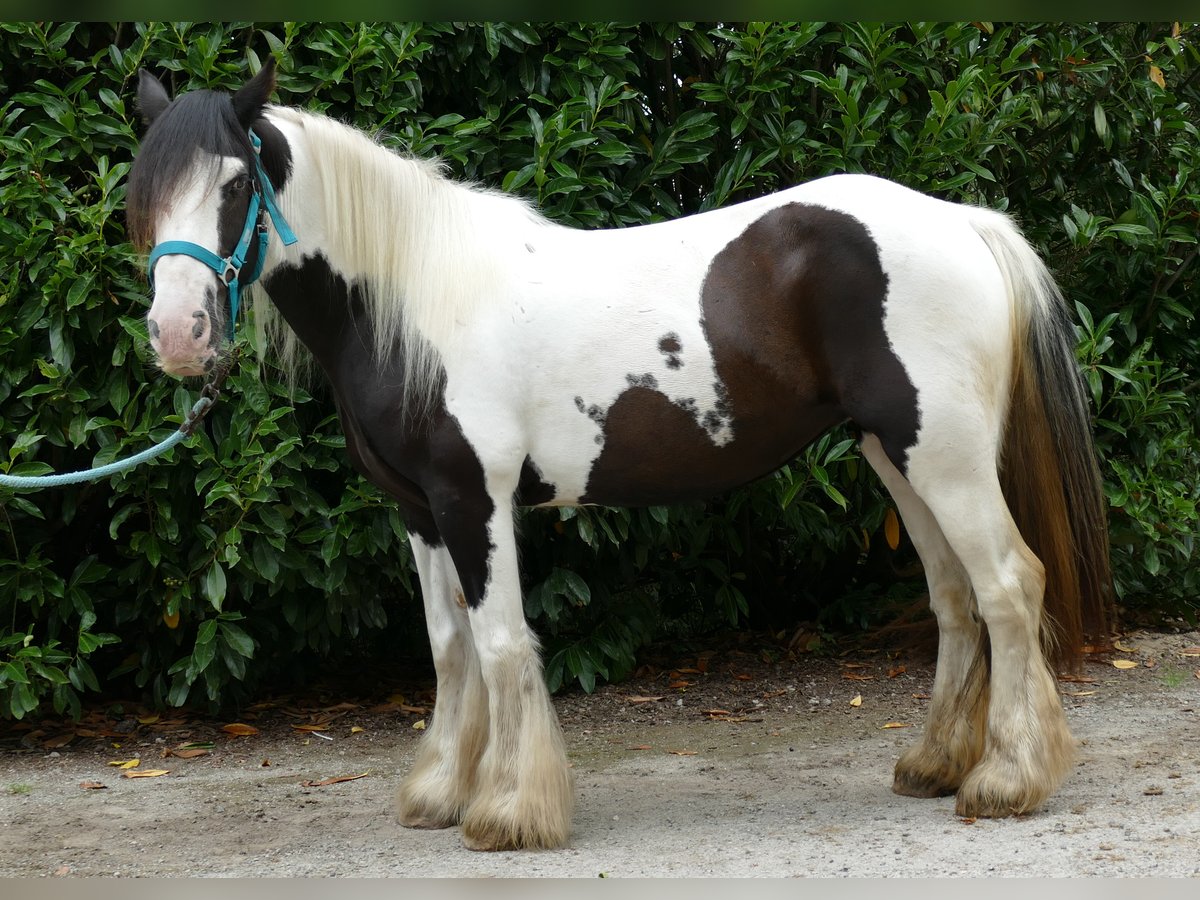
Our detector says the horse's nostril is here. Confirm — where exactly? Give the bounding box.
[192,310,208,341]
[148,319,161,340]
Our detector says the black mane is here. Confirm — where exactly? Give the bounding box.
[126,90,254,251]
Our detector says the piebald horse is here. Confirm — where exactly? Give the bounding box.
[127,60,1110,850]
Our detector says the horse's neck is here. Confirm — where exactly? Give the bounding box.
[274,110,536,359]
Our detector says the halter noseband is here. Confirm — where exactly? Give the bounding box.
[147,129,298,338]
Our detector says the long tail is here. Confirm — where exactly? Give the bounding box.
[970,210,1114,670]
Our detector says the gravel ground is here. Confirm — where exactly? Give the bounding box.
[1,628,1197,878]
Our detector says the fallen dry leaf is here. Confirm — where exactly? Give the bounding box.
[299,772,369,787]
[1180,647,1200,657]
[412,719,427,730]
[887,665,907,678]
[291,723,334,732]
[1144,786,1164,796]
[222,723,259,736]
[627,695,665,704]
[123,769,169,779]
[667,749,697,756]
[1113,640,1137,653]
[1112,659,1138,670]
[625,744,652,751]
[261,758,272,767]
[959,816,977,825]
[842,673,875,682]
[137,715,160,725]
[911,692,931,700]
[732,673,752,682]
[107,758,140,769]
[350,726,365,734]
[669,680,691,689]
[1059,674,1099,684]
[43,733,75,749]
[881,722,913,729]
[1065,690,1097,697]
[849,695,863,708]
[841,662,868,669]
[165,747,210,759]
[79,781,107,790]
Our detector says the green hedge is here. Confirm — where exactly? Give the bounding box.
[1,22,1197,717]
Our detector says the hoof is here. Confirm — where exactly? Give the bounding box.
[892,745,971,798]
[460,811,570,851]
[395,782,464,831]
[954,762,1053,818]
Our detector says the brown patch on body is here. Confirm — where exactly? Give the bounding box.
[581,203,920,505]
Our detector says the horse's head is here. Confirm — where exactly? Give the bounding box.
[128,59,289,376]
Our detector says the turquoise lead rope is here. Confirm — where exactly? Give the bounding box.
[0,353,234,491]
[0,398,209,490]
[0,126,295,493]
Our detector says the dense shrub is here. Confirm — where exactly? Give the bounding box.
[1,22,1197,716]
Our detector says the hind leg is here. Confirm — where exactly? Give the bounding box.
[396,536,489,829]
[904,437,1075,817]
[861,435,988,798]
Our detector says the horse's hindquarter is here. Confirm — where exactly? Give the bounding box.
[442,175,1003,508]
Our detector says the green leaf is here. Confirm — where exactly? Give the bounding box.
[202,563,227,611]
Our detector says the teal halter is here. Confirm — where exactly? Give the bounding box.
[147,129,298,338]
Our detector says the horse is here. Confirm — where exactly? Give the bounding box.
[126,59,1111,851]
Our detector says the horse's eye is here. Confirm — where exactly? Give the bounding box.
[227,175,250,193]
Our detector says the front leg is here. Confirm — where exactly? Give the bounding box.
[440,493,574,850]
[396,536,488,828]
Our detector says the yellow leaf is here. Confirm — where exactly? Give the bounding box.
[1113,640,1136,652]
[350,726,365,734]
[222,723,259,736]
[1150,64,1165,89]
[849,694,862,708]
[412,719,427,730]
[884,508,901,550]
[137,715,160,725]
[881,722,912,729]
[107,758,140,769]
[162,609,180,629]
[123,769,169,778]
[1065,690,1097,697]
[1112,659,1138,669]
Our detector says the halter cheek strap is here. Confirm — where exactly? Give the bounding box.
[147,129,298,339]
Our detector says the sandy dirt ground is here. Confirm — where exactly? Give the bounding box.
[1,628,1197,878]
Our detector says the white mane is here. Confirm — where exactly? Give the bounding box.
[254,106,551,406]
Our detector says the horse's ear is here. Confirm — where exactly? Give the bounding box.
[232,56,277,128]
[137,68,172,125]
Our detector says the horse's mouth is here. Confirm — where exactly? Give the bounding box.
[157,350,219,379]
